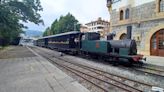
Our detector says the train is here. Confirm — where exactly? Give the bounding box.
[35,31,146,65]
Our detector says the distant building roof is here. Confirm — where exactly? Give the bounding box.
[85,17,110,25]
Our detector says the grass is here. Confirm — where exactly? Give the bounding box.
[0,46,3,50]
[0,46,8,51]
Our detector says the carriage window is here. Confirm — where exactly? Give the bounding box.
[82,35,86,40]
[67,38,69,41]
[74,38,79,43]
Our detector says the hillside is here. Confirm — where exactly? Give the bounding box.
[25,30,43,37]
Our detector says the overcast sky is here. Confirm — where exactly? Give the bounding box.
[24,0,110,32]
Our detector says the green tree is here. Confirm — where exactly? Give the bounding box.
[43,13,80,36]
[0,0,43,45]
[50,19,58,34]
[43,27,51,37]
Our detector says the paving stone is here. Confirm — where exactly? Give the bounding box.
[145,56,164,67]
[65,82,90,92]
[0,46,90,92]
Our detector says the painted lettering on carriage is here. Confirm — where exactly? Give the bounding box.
[96,42,100,48]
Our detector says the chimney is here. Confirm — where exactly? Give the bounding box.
[127,26,132,39]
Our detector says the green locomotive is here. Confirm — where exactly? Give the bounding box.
[36,31,145,65]
[80,32,144,64]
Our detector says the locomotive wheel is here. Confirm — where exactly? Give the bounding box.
[135,61,144,67]
[111,57,119,66]
[72,51,78,56]
[91,54,98,59]
[112,62,119,66]
[126,62,133,67]
[125,59,133,67]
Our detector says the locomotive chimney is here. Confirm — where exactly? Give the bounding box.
[107,33,115,40]
[127,26,132,39]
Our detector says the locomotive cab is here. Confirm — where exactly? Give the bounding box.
[81,32,100,41]
[80,32,110,54]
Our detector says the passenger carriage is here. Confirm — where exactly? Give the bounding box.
[37,31,81,53]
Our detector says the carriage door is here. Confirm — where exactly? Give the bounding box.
[45,38,48,47]
[151,29,164,56]
[69,35,75,48]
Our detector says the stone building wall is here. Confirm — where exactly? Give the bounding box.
[131,2,156,22]
[110,1,164,55]
[110,1,157,25]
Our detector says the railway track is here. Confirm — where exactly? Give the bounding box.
[132,64,164,78]
[31,46,159,92]
[77,49,164,78]
[132,66,164,77]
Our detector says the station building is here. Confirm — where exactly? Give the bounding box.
[107,0,164,56]
[80,25,89,33]
[80,17,110,38]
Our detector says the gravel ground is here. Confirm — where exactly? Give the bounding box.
[56,63,106,92]
[38,47,164,90]
[62,55,164,87]
[0,46,36,59]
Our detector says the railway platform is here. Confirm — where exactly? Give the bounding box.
[0,46,90,92]
[145,56,164,67]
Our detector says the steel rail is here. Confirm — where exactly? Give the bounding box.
[44,53,109,92]
[40,52,136,92]
[37,47,153,87]
[32,47,153,92]
[141,66,164,72]
[133,68,164,77]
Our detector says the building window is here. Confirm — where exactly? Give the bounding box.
[160,0,164,12]
[120,10,124,20]
[107,0,111,4]
[125,8,130,19]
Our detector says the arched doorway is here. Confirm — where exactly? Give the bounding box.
[120,33,127,40]
[150,29,164,56]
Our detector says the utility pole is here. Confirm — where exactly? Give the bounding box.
[74,23,76,31]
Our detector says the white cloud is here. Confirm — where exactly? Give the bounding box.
[24,0,110,32]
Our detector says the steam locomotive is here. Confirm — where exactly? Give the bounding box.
[35,30,146,65]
